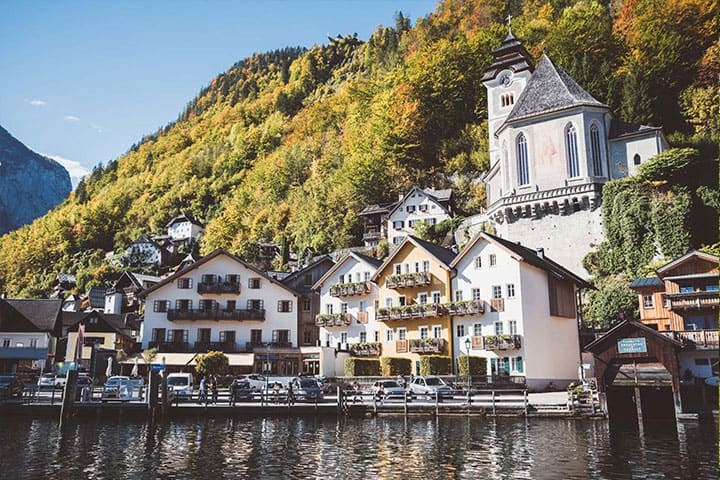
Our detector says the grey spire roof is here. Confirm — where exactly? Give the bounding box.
[482,32,534,82]
[503,55,606,125]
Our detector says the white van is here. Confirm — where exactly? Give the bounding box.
[166,373,194,400]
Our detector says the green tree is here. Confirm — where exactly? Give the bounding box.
[195,351,229,377]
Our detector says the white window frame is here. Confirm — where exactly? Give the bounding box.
[643,295,654,309]
[473,324,482,337]
[494,321,504,336]
[431,291,441,304]
[509,320,517,335]
[386,329,394,342]
[398,327,407,341]
[432,325,442,339]
[418,292,428,305]
[507,284,515,298]
[455,290,463,302]
[457,324,465,337]
[474,256,482,269]
[471,288,482,301]
[419,326,429,340]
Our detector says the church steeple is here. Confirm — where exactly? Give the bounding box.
[481,29,534,82]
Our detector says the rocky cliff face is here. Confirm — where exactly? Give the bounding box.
[0,126,71,235]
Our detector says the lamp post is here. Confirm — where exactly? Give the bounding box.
[464,337,471,391]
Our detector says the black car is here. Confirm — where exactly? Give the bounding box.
[0,375,24,400]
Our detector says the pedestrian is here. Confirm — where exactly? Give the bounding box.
[228,379,236,406]
[352,381,362,404]
[272,382,281,404]
[211,375,219,404]
[287,380,295,406]
[198,376,207,404]
[375,382,385,405]
[397,375,405,389]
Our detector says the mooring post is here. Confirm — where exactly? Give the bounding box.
[523,390,528,416]
[403,391,408,416]
[60,370,78,422]
[491,390,496,416]
[336,386,342,415]
[160,375,169,419]
[435,391,439,417]
[634,386,644,435]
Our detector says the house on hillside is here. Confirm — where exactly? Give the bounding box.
[105,271,162,315]
[358,203,395,248]
[385,187,455,246]
[0,299,62,374]
[482,31,667,277]
[166,214,204,242]
[124,235,173,267]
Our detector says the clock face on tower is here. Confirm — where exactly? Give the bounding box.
[499,72,512,87]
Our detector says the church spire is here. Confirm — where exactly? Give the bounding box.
[481,28,533,82]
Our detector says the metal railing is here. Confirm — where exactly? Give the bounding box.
[197,282,241,294]
[168,308,265,321]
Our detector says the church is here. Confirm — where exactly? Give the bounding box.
[480,31,667,277]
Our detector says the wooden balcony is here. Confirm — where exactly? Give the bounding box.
[349,342,381,357]
[329,282,371,297]
[664,292,719,311]
[470,336,484,349]
[395,339,409,353]
[362,231,382,241]
[483,334,521,351]
[445,300,484,316]
[490,298,505,312]
[376,304,443,321]
[386,272,432,289]
[661,329,719,349]
[356,312,369,324]
[167,308,265,321]
[193,341,241,353]
[197,282,241,294]
[408,338,446,354]
[315,313,352,327]
[148,341,190,353]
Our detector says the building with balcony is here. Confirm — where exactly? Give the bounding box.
[105,271,161,315]
[450,231,591,389]
[65,311,138,375]
[312,252,382,376]
[166,213,204,242]
[386,187,454,246]
[372,236,457,375]
[358,203,395,248]
[630,250,718,379]
[139,249,301,375]
[0,299,62,375]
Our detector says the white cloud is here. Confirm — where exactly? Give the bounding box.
[64,115,80,122]
[41,153,91,189]
[29,99,47,107]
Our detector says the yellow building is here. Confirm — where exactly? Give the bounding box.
[372,236,457,375]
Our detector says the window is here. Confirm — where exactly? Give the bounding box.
[225,274,240,284]
[326,304,334,314]
[426,218,436,226]
[201,274,218,284]
[695,358,710,366]
[492,286,502,299]
[175,299,192,310]
[414,262,421,273]
[419,326,429,339]
[509,320,517,335]
[643,295,654,309]
[494,321,504,335]
[633,153,641,165]
[339,275,345,284]
[455,290,463,302]
[394,264,402,275]
[404,263,411,274]
[340,332,348,344]
[272,329,290,344]
[706,285,719,292]
[432,292,441,304]
[226,300,236,311]
[248,278,261,289]
[303,330,312,344]
[398,328,407,340]
[151,328,166,342]
[422,260,430,272]
[432,325,442,338]
[355,272,361,282]
[565,124,580,178]
[407,205,416,213]
[251,329,262,344]
[590,124,603,176]
[512,356,524,373]
[474,256,482,269]
[303,274,313,286]
[177,278,193,289]
[364,272,371,281]
[507,284,515,298]
[341,303,348,314]
[199,299,217,311]
[418,293,428,305]
[153,300,169,313]
[516,133,530,186]
[419,204,428,212]
[385,298,393,308]
[473,324,482,337]
[197,328,211,343]
[359,301,366,312]
[247,299,264,310]
[29,338,38,348]
[471,288,481,301]
[386,329,394,342]
[359,332,367,343]
[489,254,497,267]
[393,220,404,230]
[374,331,379,342]
[457,324,465,337]
[393,236,403,244]
[302,297,311,312]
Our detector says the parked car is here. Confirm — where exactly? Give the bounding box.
[371,380,413,400]
[54,374,67,389]
[262,381,287,403]
[166,373,194,400]
[75,375,93,401]
[409,376,452,400]
[102,376,132,401]
[291,377,324,402]
[37,373,57,390]
[0,375,24,400]
[229,379,254,402]
[236,374,266,391]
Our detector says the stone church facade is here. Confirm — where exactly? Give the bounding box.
[481,32,667,277]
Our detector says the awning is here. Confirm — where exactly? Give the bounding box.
[607,362,673,387]
[120,353,254,367]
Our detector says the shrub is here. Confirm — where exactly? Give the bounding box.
[194,351,229,377]
[457,355,487,376]
[381,357,412,376]
[419,355,452,375]
[344,358,381,376]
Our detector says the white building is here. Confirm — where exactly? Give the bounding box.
[0,299,62,374]
[482,32,667,277]
[166,214,204,242]
[125,235,171,267]
[312,252,382,377]
[449,231,592,389]
[139,249,301,374]
[386,187,454,246]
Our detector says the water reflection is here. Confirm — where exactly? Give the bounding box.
[0,415,716,479]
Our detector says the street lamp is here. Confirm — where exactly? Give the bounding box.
[464,337,471,391]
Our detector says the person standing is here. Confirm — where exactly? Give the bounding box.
[287,380,295,406]
[198,376,207,404]
[228,379,236,406]
[211,375,219,404]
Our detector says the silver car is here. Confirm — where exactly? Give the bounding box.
[371,380,412,400]
[409,376,452,400]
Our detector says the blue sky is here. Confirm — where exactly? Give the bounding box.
[0,0,437,184]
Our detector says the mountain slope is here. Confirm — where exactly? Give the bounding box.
[0,126,71,235]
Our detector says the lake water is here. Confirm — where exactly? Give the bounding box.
[0,415,716,479]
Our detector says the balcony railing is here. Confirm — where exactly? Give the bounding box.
[483,334,521,351]
[356,312,369,324]
[193,341,240,353]
[362,231,382,241]
[661,329,719,349]
[444,300,484,316]
[329,282,371,297]
[490,298,505,312]
[197,282,241,294]
[167,308,265,321]
[386,272,432,289]
[148,341,191,353]
[376,304,444,321]
[0,346,49,360]
[315,313,352,327]
[664,292,719,311]
[250,341,293,351]
[408,338,446,354]
[349,342,381,357]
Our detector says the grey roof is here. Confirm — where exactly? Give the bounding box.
[353,252,383,269]
[129,273,162,287]
[481,31,534,82]
[630,277,664,289]
[88,287,106,308]
[280,255,335,285]
[387,186,453,218]
[165,213,203,228]
[502,55,606,126]
[608,119,662,139]
[409,236,457,268]
[423,188,452,203]
[359,203,395,216]
[0,299,62,332]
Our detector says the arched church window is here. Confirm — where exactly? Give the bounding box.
[565,123,580,178]
[590,124,603,176]
[516,133,530,186]
[633,154,641,165]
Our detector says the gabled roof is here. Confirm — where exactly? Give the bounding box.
[371,236,456,282]
[359,203,396,216]
[313,252,381,290]
[137,248,299,298]
[481,31,534,82]
[608,119,662,140]
[451,232,593,289]
[112,271,162,292]
[656,250,719,278]
[500,55,606,129]
[281,255,335,286]
[387,186,453,218]
[585,320,682,354]
[166,213,203,228]
[0,299,62,333]
[629,277,664,289]
[88,287,106,309]
[66,311,134,339]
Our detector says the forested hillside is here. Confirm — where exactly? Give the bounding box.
[0,0,717,305]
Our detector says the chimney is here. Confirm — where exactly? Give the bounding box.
[535,247,545,259]
[398,193,404,201]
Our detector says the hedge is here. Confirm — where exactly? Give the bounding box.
[419,355,452,376]
[381,357,412,376]
[344,358,381,376]
[457,355,487,376]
